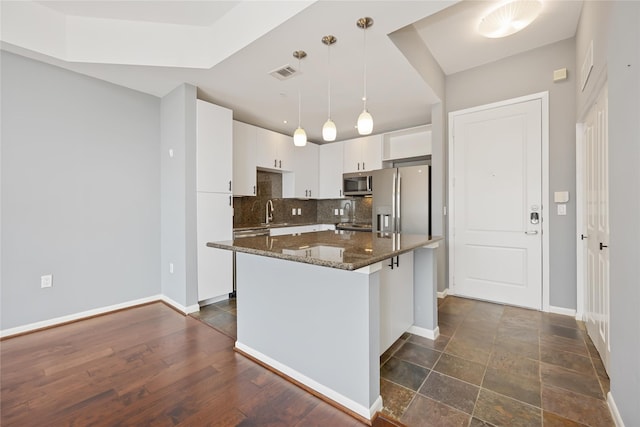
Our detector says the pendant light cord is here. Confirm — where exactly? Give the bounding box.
[327,43,332,119]
[298,56,302,128]
[362,25,367,110]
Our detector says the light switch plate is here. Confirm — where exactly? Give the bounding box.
[297,208,301,215]
[557,204,567,215]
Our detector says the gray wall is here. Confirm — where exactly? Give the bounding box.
[446,38,578,309]
[593,2,640,425]
[1,52,160,329]
[389,25,448,293]
[160,84,199,308]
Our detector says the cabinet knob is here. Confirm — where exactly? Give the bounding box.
[229,180,232,191]
[279,160,282,168]
[274,159,277,168]
[253,185,256,195]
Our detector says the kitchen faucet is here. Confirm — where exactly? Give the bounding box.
[265,199,274,224]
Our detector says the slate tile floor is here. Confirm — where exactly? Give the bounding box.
[193,296,613,427]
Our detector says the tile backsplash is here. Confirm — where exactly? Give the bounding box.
[233,172,372,228]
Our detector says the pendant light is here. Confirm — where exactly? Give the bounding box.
[293,50,307,147]
[356,17,373,135]
[321,35,337,142]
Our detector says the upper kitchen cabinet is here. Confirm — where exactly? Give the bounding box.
[197,100,232,193]
[255,126,293,171]
[343,134,382,173]
[232,121,257,196]
[319,142,344,199]
[382,125,432,161]
[293,142,319,198]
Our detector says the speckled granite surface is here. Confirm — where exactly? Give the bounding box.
[208,230,443,271]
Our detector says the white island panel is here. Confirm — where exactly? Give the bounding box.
[235,252,383,420]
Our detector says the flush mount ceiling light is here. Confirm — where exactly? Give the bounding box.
[322,35,337,142]
[292,50,307,147]
[356,17,374,136]
[478,0,543,38]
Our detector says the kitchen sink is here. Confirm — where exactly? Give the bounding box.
[335,223,373,232]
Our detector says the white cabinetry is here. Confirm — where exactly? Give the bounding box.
[197,100,232,193]
[382,125,432,161]
[255,126,293,171]
[379,252,414,353]
[319,142,344,199]
[196,100,233,301]
[293,143,319,198]
[196,192,233,301]
[232,121,257,196]
[343,135,382,173]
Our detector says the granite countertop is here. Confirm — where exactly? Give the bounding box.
[208,230,443,271]
[233,221,328,232]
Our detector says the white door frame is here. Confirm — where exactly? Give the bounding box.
[448,91,550,311]
[575,122,585,321]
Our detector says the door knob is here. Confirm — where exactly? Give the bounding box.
[600,242,608,250]
[581,234,588,240]
[524,231,539,235]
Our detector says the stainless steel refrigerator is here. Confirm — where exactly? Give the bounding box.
[371,165,430,235]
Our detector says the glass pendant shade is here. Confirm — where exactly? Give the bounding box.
[357,109,373,135]
[294,127,307,147]
[322,119,337,141]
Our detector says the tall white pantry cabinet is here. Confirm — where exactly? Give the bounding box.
[196,100,233,302]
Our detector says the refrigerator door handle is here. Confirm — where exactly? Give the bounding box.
[391,172,397,233]
[396,172,402,232]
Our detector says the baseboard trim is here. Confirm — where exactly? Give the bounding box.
[159,295,200,315]
[437,288,449,299]
[548,305,577,317]
[407,325,440,340]
[0,295,162,338]
[607,392,625,427]
[1,294,202,339]
[235,341,382,422]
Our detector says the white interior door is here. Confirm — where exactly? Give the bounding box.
[451,98,543,309]
[583,84,610,372]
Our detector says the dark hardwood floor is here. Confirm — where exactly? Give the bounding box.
[1,303,398,426]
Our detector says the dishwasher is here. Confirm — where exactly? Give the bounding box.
[230,227,270,298]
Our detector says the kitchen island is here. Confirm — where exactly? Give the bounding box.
[207,230,442,423]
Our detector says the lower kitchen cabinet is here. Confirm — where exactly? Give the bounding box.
[379,251,414,353]
[197,192,233,301]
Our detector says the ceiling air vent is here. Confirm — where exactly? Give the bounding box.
[269,64,299,81]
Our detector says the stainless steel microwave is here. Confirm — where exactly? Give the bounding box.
[343,172,373,196]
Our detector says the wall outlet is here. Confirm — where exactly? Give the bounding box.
[339,208,344,215]
[557,204,567,216]
[297,208,301,215]
[292,208,296,215]
[334,209,339,215]
[41,274,53,288]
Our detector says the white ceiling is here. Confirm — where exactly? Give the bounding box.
[413,0,583,75]
[1,0,583,143]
